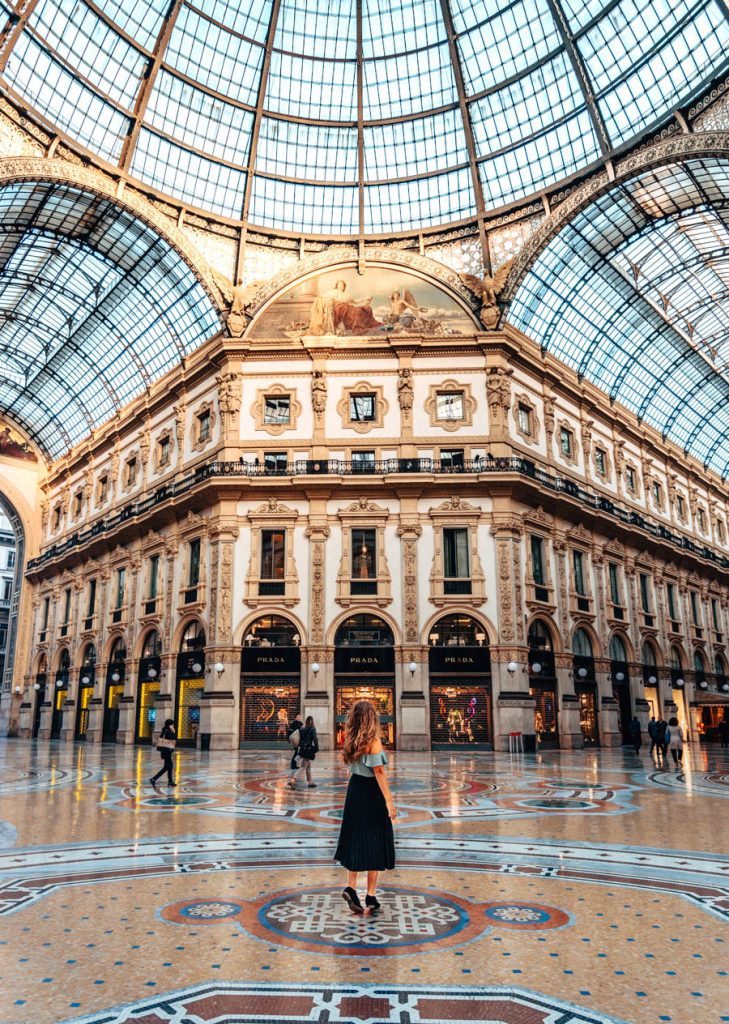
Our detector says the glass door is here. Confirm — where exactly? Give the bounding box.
[530,683,559,748]
[335,681,395,748]
[577,687,599,746]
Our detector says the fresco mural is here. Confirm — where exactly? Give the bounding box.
[248,267,475,339]
[0,420,36,461]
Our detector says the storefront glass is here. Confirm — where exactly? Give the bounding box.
[530,683,558,747]
[430,683,492,746]
[241,683,301,742]
[335,682,395,748]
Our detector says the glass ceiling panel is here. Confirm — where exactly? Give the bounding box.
[508,161,729,477]
[0,0,725,237]
[0,181,221,459]
[249,177,359,235]
[364,167,474,234]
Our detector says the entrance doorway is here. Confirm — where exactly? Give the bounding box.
[135,630,161,744]
[33,655,47,738]
[240,615,301,746]
[427,614,493,748]
[175,621,206,747]
[52,648,70,739]
[75,643,96,740]
[103,637,126,743]
[528,620,559,748]
[334,614,395,748]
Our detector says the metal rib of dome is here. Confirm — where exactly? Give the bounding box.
[0,0,727,237]
[507,158,729,479]
[0,180,222,460]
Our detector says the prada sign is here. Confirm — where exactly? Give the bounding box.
[335,647,395,674]
[242,646,301,673]
[429,647,491,674]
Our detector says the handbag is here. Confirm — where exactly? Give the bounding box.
[157,737,175,750]
[288,728,301,748]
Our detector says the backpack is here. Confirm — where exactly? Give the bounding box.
[298,727,318,761]
[288,728,301,748]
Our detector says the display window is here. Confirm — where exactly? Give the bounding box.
[530,683,559,747]
[576,686,599,746]
[241,683,301,743]
[136,681,160,742]
[430,683,493,747]
[176,678,204,744]
[75,684,93,739]
[335,682,395,748]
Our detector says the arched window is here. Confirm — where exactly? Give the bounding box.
[641,642,657,666]
[716,655,726,679]
[82,643,96,667]
[181,621,206,651]
[669,646,683,670]
[335,613,394,647]
[58,648,71,670]
[572,628,593,658]
[142,630,161,659]
[243,615,299,647]
[609,635,627,662]
[528,620,554,652]
[428,614,487,647]
[110,637,126,663]
[693,651,705,673]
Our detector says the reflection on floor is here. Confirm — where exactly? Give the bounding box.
[0,742,728,1024]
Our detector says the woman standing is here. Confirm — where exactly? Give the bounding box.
[335,700,396,914]
[150,718,177,787]
[666,716,684,766]
[289,715,319,789]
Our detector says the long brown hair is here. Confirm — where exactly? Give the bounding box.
[342,700,379,765]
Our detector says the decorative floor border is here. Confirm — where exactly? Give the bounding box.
[57,980,630,1024]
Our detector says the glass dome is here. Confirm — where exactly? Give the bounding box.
[1,0,727,237]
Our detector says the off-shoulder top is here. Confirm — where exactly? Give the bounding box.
[349,751,389,777]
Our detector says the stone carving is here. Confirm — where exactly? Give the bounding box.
[397,368,413,413]
[433,496,480,513]
[343,497,389,515]
[174,405,186,454]
[498,541,514,642]
[311,370,327,415]
[219,543,233,639]
[306,525,329,646]
[208,543,218,643]
[459,259,513,329]
[397,524,421,646]
[513,539,524,643]
[253,498,297,516]
[217,372,242,430]
[212,275,266,336]
[581,420,593,463]
[542,389,555,446]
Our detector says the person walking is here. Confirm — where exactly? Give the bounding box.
[290,715,319,789]
[656,716,669,759]
[648,717,659,756]
[666,716,684,766]
[718,717,729,748]
[335,700,397,915]
[629,715,642,755]
[150,718,177,787]
[285,710,304,784]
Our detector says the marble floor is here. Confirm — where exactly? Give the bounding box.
[0,741,728,1024]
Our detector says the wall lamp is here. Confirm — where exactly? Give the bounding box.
[408,661,418,679]
[310,662,320,680]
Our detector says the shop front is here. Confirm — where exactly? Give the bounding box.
[75,644,96,740]
[573,630,599,747]
[528,621,559,748]
[693,693,729,741]
[240,615,301,746]
[334,614,395,748]
[103,640,126,743]
[611,661,632,744]
[427,615,492,748]
[52,648,70,739]
[135,631,162,744]
[33,657,47,738]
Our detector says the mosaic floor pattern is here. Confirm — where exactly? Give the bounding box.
[0,741,727,1024]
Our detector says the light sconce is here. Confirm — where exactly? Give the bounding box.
[311,662,320,679]
[292,634,300,646]
[475,632,486,647]
[34,682,41,691]
[111,671,121,683]
[214,662,225,677]
[56,679,63,688]
[675,677,685,688]
[531,662,542,674]
[81,675,90,685]
[408,661,418,678]
[577,667,588,679]
[191,662,203,674]
[615,671,625,682]
[722,682,729,693]
[506,661,518,677]
[429,633,439,646]
[648,675,657,685]
[698,680,708,689]
[147,667,157,679]
[14,685,21,694]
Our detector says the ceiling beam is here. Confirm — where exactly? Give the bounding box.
[118,0,185,173]
[0,0,42,73]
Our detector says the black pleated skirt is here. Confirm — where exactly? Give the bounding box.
[334,773,395,872]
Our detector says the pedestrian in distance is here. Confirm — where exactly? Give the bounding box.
[666,716,684,766]
[629,715,642,755]
[718,717,729,748]
[291,715,319,789]
[648,717,659,756]
[286,710,304,786]
[150,718,177,788]
[656,716,669,759]
[335,700,397,915]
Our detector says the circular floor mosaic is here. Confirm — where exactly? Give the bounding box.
[482,901,572,930]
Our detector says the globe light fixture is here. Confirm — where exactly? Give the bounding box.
[698,680,708,689]
[531,662,542,674]
[577,667,588,678]
[192,662,203,674]
[311,662,320,678]
[81,675,90,685]
[675,677,685,687]
[34,682,41,690]
[408,661,418,678]
[615,671,625,682]
[722,682,729,693]
[147,667,157,678]
[648,675,657,685]
[506,661,518,676]
[111,671,121,682]
[214,662,225,676]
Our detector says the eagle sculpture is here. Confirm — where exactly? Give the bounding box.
[459,258,513,330]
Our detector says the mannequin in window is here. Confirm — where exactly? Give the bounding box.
[354,543,372,579]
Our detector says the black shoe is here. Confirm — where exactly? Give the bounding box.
[365,894,381,911]
[168,781,176,787]
[342,887,364,915]
[149,777,158,787]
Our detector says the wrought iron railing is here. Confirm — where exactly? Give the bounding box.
[27,456,729,572]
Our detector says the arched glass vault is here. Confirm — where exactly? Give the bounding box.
[0,180,222,459]
[508,158,729,478]
[0,0,727,236]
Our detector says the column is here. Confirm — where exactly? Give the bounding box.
[304,512,331,749]
[397,517,426,750]
[200,520,239,750]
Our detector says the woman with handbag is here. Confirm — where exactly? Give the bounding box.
[289,715,319,789]
[150,718,177,787]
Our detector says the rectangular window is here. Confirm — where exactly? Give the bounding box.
[349,393,376,421]
[573,550,586,596]
[2,579,11,601]
[86,579,97,617]
[667,582,677,621]
[6,549,15,569]
[114,568,126,611]
[158,436,170,465]
[148,554,160,599]
[531,535,545,586]
[517,404,532,435]
[264,395,290,424]
[712,598,720,632]
[443,527,470,594]
[436,391,464,421]
[351,527,377,594]
[264,452,288,473]
[42,596,50,629]
[560,428,572,457]
[718,518,726,543]
[98,474,109,503]
[73,492,83,518]
[188,539,201,588]
[625,466,636,492]
[53,506,62,530]
[676,495,685,519]
[352,450,375,473]
[608,562,621,605]
[652,482,662,507]
[197,410,211,442]
[125,458,137,486]
[639,573,651,613]
[62,587,72,624]
[698,508,706,531]
[690,591,700,626]
[260,530,285,595]
[440,448,464,469]
[595,448,606,476]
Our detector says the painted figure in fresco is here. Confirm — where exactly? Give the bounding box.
[309,280,382,335]
[0,424,35,461]
[388,288,419,325]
